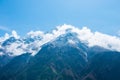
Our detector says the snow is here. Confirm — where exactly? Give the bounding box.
[1,24,120,56]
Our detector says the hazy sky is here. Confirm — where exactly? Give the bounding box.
[0,0,120,36]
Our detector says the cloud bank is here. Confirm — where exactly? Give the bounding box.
[0,24,120,56]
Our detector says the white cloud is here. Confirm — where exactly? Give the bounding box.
[0,26,11,32]
[0,30,20,43]
[1,24,120,56]
[0,33,10,42]
[4,33,10,39]
[29,25,120,53]
[6,42,24,56]
[51,24,120,52]
[27,30,44,38]
[88,32,120,51]
[12,30,20,39]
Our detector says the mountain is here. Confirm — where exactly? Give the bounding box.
[0,55,13,68]
[0,53,31,80]
[80,51,120,80]
[19,32,88,80]
[0,25,120,80]
[0,32,88,80]
[1,24,120,57]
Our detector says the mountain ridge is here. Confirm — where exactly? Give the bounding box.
[0,28,120,80]
[0,24,120,57]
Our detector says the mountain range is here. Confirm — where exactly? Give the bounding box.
[0,24,120,80]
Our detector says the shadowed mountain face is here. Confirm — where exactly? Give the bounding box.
[80,51,120,80]
[20,43,87,80]
[0,55,13,68]
[0,53,31,80]
[0,32,120,80]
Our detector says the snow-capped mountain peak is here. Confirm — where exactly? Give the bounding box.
[0,24,120,56]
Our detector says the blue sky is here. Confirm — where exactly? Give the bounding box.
[0,0,120,36]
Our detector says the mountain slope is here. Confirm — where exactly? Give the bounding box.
[80,51,120,80]
[0,25,120,80]
[0,55,13,68]
[0,32,88,80]
[0,53,31,80]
